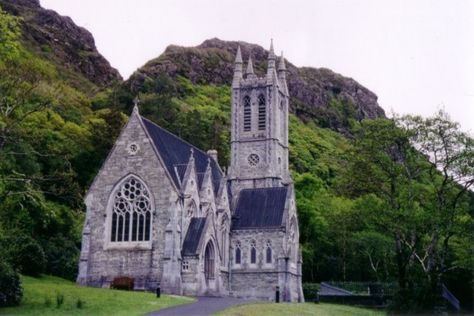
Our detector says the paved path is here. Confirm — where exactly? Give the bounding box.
[146,296,253,316]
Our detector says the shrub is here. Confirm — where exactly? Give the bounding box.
[111,276,134,290]
[303,283,320,301]
[0,234,46,276]
[56,292,64,308]
[0,260,23,307]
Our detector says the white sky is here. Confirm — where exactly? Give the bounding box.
[40,0,474,133]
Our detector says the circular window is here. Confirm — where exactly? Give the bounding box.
[247,154,260,166]
[127,142,139,155]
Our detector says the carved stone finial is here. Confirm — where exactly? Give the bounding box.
[268,38,276,60]
[235,45,243,64]
[133,95,140,113]
[246,56,255,76]
[278,51,286,71]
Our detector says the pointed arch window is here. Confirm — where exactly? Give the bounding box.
[258,94,266,130]
[110,176,152,243]
[235,241,241,265]
[221,216,229,266]
[266,240,272,264]
[243,95,251,131]
[250,240,257,264]
[204,241,215,280]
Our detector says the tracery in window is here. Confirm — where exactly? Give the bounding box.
[243,95,251,131]
[258,94,266,130]
[110,176,152,242]
[266,240,272,264]
[250,240,257,264]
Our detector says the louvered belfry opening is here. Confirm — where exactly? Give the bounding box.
[204,241,215,280]
[258,94,266,130]
[243,95,251,131]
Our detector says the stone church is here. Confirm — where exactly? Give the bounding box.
[77,41,304,302]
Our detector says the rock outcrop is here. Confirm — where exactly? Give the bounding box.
[0,0,122,88]
[129,38,385,134]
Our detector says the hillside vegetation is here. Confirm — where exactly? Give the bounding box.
[0,1,473,314]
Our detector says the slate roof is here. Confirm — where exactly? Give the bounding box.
[141,117,222,193]
[182,217,206,256]
[232,187,288,230]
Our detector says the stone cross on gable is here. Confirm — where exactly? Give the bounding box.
[133,96,140,113]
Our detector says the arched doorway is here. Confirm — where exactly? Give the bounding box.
[204,241,215,282]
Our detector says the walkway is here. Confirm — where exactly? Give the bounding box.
[146,296,253,316]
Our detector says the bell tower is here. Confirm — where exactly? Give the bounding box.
[228,40,290,192]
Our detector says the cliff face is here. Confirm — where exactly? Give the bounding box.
[0,0,384,134]
[128,38,385,134]
[0,0,121,88]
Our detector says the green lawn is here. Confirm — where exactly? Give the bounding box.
[215,302,386,316]
[0,275,194,316]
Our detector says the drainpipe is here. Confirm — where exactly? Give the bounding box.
[284,257,289,302]
[228,233,232,295]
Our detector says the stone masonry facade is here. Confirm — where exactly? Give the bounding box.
[77,41,304,302]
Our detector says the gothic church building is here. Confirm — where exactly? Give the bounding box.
[77,42,304,302]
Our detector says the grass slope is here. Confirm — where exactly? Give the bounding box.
[215,302,386,316]
[0,275,194,316]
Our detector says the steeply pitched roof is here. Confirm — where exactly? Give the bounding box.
[141,117,222,193]
[182,217,206,256]
[232,187,288,230]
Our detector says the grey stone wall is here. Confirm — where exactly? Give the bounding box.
[78,111,181,291]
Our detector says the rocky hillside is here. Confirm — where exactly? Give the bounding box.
[128,38,385,134]
[0,0,121,92]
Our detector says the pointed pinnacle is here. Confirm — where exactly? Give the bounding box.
[268,38,275,59]
[133,95,140,113]
[235,45,242,64]
[278,51,286,71]
[246,56,254,75]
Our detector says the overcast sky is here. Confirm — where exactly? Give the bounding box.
[40,0,473,133]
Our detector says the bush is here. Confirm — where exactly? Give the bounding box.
[0,234,46,276]
[303,283,320,301]
[0,261,23,307]
[56,292,64,308]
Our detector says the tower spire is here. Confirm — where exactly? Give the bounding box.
[267,39,276,78]
[235,45,243,63]
[278,51,286,71]
[278,51,288,95]
[233,45,243,87]
[269,38,275,58]
[246,56,256,78]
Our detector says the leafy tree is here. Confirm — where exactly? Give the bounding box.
[400,110,474,305]
[337,118,429,310]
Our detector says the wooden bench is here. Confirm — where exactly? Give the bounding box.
[111,277,134,291]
